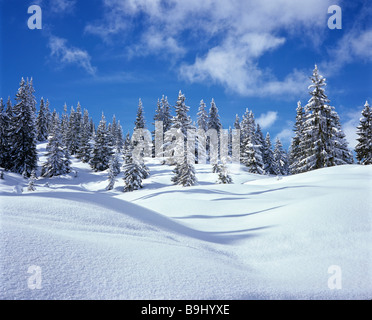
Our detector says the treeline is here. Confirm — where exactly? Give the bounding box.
[0,65,371,190]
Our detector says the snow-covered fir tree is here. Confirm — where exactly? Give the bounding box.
[134,98,146,130]
[0,98,13,170]
[45,99,52,134]
[197,99,208,132]
[9,78,38,177]
[42,114,71,177]
[26,78,37,114]
[161,95,172,133]
[255,124,266,167]
[332,110,354,165]
[110,148,121,176]
[77,109,92,163]
[289,101,305,174]
[355,101,372,165]
[240,110,264,174]
[167,91,195,164]
[36,97,49,141]
[262,132,276,175]
[90,113,113,172]
[172,91,194,136]
[115,120,124,151]
[207,98,222,133]
[27,170,37,191]
[273,138,289,176]
[215,162,233,184]
[297,65,352,172]
[171,154,197,187]
[234,114,241,130]
[122,142,144,192]
[65,106,77,154]
[123,132,132,163]
[0,98,10,169]
[106,162,116,191]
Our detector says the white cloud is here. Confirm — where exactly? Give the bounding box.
[50,0,76,13]
[276,128,293,145]
[48,36,96,75]
[85,0,338,96]
[257,111,278,129]
[321,29,372,76]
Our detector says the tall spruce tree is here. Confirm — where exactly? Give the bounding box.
[289,101,305,174]
[240,110,264,174]
[42,114,71,177]
[9,78,38,177]
[90,113,113,171]
[122,141,144,192]
[298,65,351,172]
[36,97,49,141]
[197,99,208,132]
[171,153,197,187]
[77,109,92,163]
[263,132,276,175]
[135,98,146,130]
[207,98,222,132]
[273,138,289,176]
[355,101,372,165]
[0,98,10,169]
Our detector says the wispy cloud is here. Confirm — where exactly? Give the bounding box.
[48,35,96,75]
[50,0,76,13]
[257,111,278,129]
[85,0,337,97]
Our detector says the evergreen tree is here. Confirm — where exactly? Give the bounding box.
[27,170,37,191]
[263,132,276,175]
[171,154,197,187]
[289,101,305,174]
[45,99,52,134]
[36,97,49,141]
[90,113,113,171]
[215,162,233,184]
[0,98,9,169]
[332,110,354,165]
[26,78,37,114]
[240,110,264,174]
[123,132,132,163]
[77,109,92,163]
[234,114,241,130]
[9,78,38,177]
[355,101,372,165]
[42,114,71,177]
[0,98,13,169]
[197,99,208,132]
[134,98,146,130]
[106,162,116,191]
[110,148,121,176]
[172,91,193,136]
[273,138,289,176]
[167,91,195,164]
[298,65,350,172]
[61,103,69,143]
[207,98,222,132]
[122,142,143,192]
[161,95,173,133]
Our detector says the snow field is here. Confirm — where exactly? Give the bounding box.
[0,146,371,299]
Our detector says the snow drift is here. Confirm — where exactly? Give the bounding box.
[0,152,371,300]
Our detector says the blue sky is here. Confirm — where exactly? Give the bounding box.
[1,0,371,148]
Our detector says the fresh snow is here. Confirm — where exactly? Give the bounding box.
[0,143,371,299]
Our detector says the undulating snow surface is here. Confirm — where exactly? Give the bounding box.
[1,143,371,299]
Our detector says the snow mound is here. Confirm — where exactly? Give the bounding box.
[1,152,371,299]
